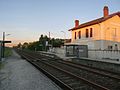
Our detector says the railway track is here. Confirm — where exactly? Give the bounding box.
[25,50,120,80]
[58,61,120,80]
[16,49,120,90]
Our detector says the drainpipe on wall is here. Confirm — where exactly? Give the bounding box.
[98,23,102,50]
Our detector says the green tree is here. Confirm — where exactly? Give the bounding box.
[17,43,22,48]
[17,34,64,51]
[51,38,64,47]
[39,35,49,51]
[22,42,29,49]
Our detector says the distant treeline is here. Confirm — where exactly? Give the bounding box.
[14,34,64,51]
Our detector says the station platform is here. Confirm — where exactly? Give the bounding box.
[43,51,120,65]
[38,50,120,73]
[0,50,62,90]
[50,52,120,73]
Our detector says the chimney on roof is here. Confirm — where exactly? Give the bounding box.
[75,20,79,27]
[103,6,109,17]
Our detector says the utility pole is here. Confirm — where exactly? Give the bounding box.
[2,32,5,58]
[49,32,50,40]
[48,32,51,50]
[1,32,11,59]
[0,42,2,61]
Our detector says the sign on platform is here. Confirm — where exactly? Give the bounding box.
[0,41,11,43]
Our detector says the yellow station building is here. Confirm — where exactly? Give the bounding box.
[69,6,120,50]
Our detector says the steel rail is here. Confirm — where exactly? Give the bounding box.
[58,60,120,81]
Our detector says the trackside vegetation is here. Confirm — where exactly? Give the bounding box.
[15,34,64,51]
[4,47,12,57]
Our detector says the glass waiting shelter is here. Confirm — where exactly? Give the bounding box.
[65,44,88,58]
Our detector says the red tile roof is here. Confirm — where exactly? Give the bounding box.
[69,12,120,31]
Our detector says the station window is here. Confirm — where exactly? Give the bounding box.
[108,45,113,50]
[115,44,118,50]
[90,28,93,37]
[75,32,76,39]
[78,31,81,39]
[86,29,89,38]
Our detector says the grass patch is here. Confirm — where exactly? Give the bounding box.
[4,47,12,57]
[0,62,4,69]
[0,47,12,69]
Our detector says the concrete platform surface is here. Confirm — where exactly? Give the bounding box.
[0,50,62,90]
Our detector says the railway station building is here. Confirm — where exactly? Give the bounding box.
[67,6,120,60]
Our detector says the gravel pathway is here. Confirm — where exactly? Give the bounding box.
[0,50,62,90]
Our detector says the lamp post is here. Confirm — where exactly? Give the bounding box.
[61,31,66,45]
